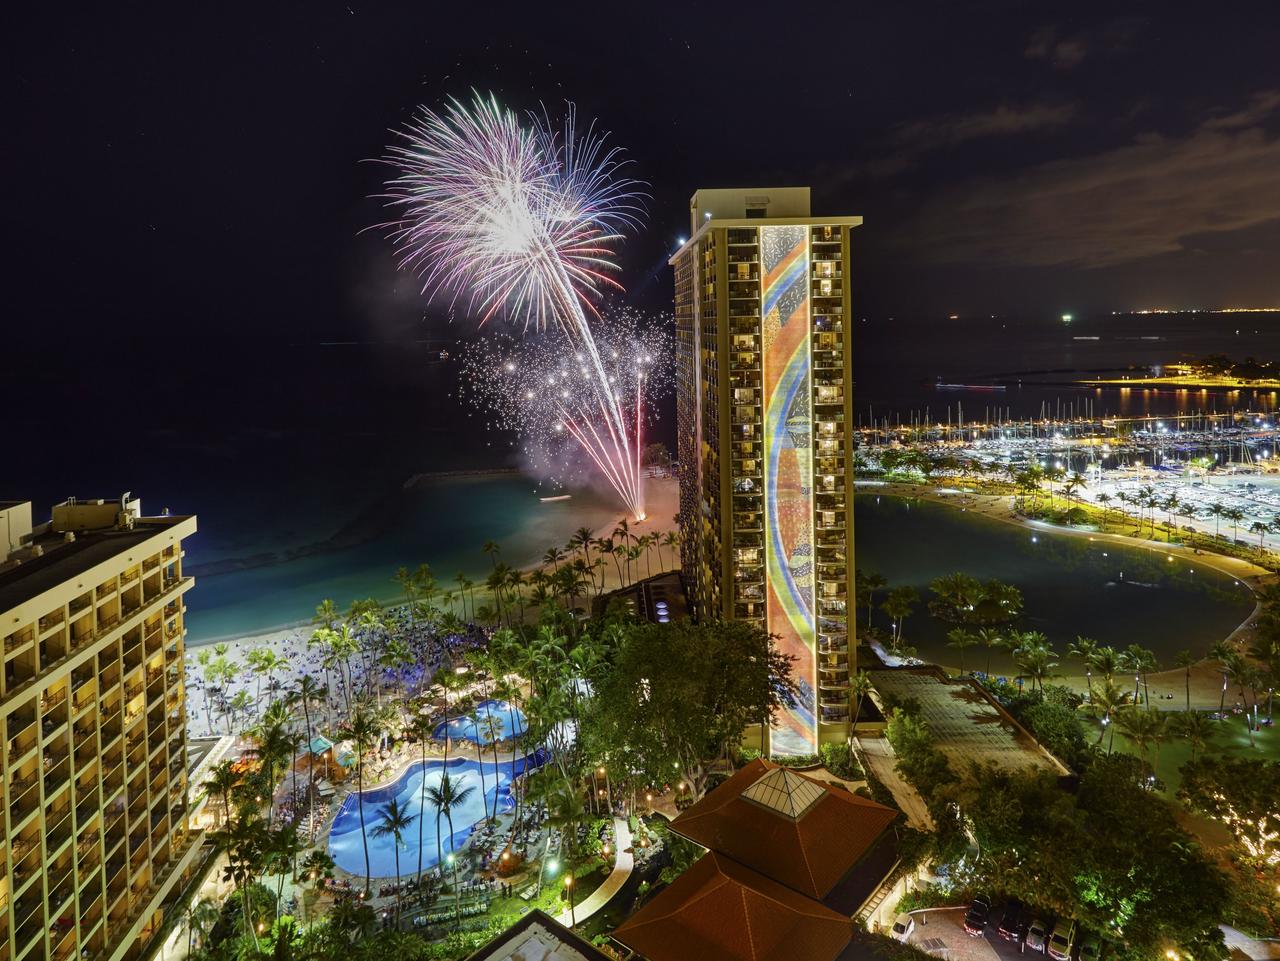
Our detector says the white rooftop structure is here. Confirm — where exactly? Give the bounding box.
[740,766,826,820]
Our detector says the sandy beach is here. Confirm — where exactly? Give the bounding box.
[183,475,679,737]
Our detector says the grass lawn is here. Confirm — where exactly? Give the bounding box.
[1080,713,1280,794]
[473,861,608,930]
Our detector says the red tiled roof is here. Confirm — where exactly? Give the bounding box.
[669,759,898,900]
[612,852,853,961]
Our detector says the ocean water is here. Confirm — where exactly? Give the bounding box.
[16,315,1277,644]
[855,311,1280,422]
[185,474,618,642]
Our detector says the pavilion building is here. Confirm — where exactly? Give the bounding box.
[612,758,899,961]
[670,188,861,754]
[0,497,200,961]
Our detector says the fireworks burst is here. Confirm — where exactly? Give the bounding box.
[379,92,654,518]
[461,306,674,507]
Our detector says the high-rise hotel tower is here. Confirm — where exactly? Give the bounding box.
[0,497,200,961]
[671,188,859,755]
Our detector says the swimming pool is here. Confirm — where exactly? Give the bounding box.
[434,699,527,744]
[328,752,544,878]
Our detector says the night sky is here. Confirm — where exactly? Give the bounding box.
[11,2,1280,348]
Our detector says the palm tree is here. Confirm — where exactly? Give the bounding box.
[1121,644,1157,705]
[482,540,502,569]
[975,627,1004,675]
[1251,520,1271,552]
[1090,679,1126,745]
[1223,652,1257,747]
[1160,493,1181,541]
[181,897,220,956]
[1174,649,1196,712]
[1225,506,1246,543]
[372,797,417,916]
[946,628,978,674]
[544,779,585,869]
[1095,491,1113,524]
[480,713,506,819]
[1172,710,1215,762]
[1068,636,1100,700]
[848,669,873,725]
[343,706,382,894]
[543,546,565,574]
[858,571,887,629]
[1209,639,1234,714]
[1147,709,1170,774]
[264,822,304,913]
[661,530,680,572]
[1088,644,1120,683]
[881,586,918,648]
[202,758,243,828]
[1014,635,1058,693]
[287,674,327,837]
[1209,502,1226,539]
[1115,708,1161,774]
[425,771,476,866]
[407,712,435,882]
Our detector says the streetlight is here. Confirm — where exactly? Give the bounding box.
[564,874,576,927]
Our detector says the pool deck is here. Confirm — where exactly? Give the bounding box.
[554,815,633,928]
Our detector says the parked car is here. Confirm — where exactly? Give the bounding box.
[963,895,992,936]
[890,913,915,943]
[1025,918,1050,953]
[997,899,1026,941]
[1078,931,1103,961]
[1047,918,1078,961]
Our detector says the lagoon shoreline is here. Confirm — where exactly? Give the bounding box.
[860,479,1271,709]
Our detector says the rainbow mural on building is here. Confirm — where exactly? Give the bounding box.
[760,225,816,755]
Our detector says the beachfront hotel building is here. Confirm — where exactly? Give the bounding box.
[671,188,860,754]
[0,497,200,961]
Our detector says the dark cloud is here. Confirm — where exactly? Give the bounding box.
[851,102,1079,178]
[894,102,1080,150]
[899,91,1280,270]
[1024,26,1089,69]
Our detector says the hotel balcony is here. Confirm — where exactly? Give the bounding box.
[820,704,851,723]
[819,616,847,635]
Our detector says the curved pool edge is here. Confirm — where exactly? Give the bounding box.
[327,748,550,879]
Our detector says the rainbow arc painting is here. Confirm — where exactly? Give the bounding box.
[760,225,817,754]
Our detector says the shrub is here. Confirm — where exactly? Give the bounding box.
[820,741,864,780]
[886,710,954,801]
[895,884,955,914]
[772,753,820,767]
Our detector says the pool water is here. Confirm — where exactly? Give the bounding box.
[855,494,1255,671]
[434,699,527,744]
[328,752,542,878]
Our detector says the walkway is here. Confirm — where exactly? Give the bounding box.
[554,816,633,927]
[856,735,934,831]
[1222,925,1280,960]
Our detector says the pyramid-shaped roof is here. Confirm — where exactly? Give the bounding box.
[740,767,825,820]
[670,759,898,900]
[612,852,852,961]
